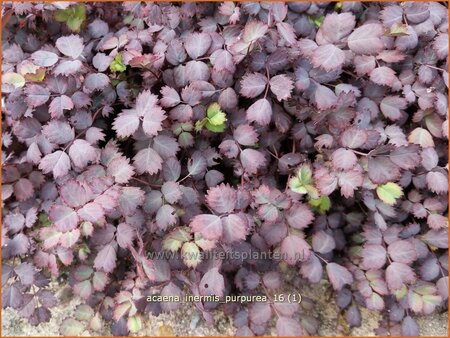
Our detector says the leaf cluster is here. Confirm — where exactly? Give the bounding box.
[1,1,448,336]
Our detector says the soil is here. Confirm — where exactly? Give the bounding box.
[2,280,448,336]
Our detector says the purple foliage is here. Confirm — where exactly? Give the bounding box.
[1,1,448,336]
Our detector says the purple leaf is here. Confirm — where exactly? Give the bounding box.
[116,223,136,249]
[133,147,163,175]
[94,242,117,273]
[311,44,345,71]
[368,156,400,184]
[242,21,268,42]
[331,148,357,170]
[42,120,74,144]
[69,139,97,168]
[55,35,84,59]
[221,214,247,244]
[246,98,272,126]
[276,317,303,336]
[199,267,225,297]
[156,205,177,230]
[380,96,407,121]
[326,263,353,290]
[281,235,311,265]
[402,316,420,336]
[276,22,297,46]
[190,214,222,240]
[269,75,294,101]
[107,157,134,184]
[370,67,397,87]
[314,85,337,110]
[319,12,356,44]
[386,262,416,291]
[347,23,384,55]
[185,32,212,60]
[206,184,236,214]
[84,73,110,93]
[160,86,181,108]
[240,149,266,175]
[60,180,89,208]
[233,124,258,146]
[113,110,140,138]
[77,202,105,223]
[49,205,79,232]
[249,302,272,325]
[388,240,417,264]
[312,231,336,254]
[14,178,34,201]
[426,171,448,194]
[240,73,267,98]
[31,50,58,67]
[361,244,387,270]
[161,181,181,204]
[25,85,50,107]
[54,60,83,76]
[285,203,314,229]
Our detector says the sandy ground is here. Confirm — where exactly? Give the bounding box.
[2,280,448,336]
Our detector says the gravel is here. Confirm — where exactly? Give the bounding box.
[2,281,448,336]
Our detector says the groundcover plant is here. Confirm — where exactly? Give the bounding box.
[1,1,449,336]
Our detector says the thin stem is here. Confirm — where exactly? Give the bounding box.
[314,253,329,264]
[262,283,281,318]
[267,149,279,160]
[178,173,191,184]
[284,174,291,192]
[352,150,369,157]
[263,65,271,99]
[131,177,161,188]
[423,64,447,72]
[271,145,279,159]
[343,70,358,79]
[387,254,392,264]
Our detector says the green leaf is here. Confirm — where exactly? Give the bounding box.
[289,177,307,194]
[309,196,331,214]
[408,292,423,313]
[207,103,227,126]
[163,237,182,252]
[89,312,102,331]
[305,184,320,200]
[110,53,127,73]
[162,228,191,252]
[421,294,442,306]
[394,284,408,299]
[60,318,85,336]
[39,213,51,227]
[376,182,403,205]
[195,103,227,133]
[55,3,86,32]
[2,73,25,89]
[309,16,324,28]
[195,119,207,132]
[181,242,202,268]
[54,9,71,22]
[386,23,409,37]
[24,68,46,82]
[289,165,314,195]
[205,120,226,132]
[75,304,94,321]
[127,315,142,333]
